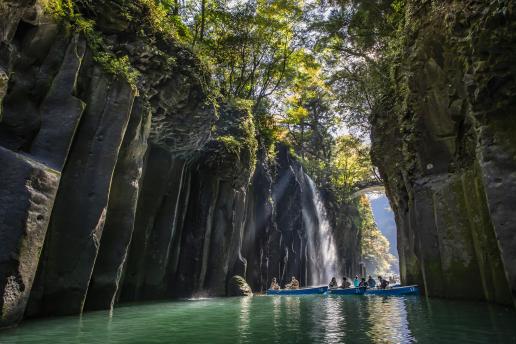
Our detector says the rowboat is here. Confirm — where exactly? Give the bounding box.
[266,286,328,295]
[328,287,366,295]
[328,285,419,296]
[365,285,419,296]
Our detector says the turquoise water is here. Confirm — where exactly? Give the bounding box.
[1,295,516,343]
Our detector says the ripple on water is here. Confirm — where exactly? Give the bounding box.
[1,296,516,344]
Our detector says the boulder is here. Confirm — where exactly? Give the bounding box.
[227,276,253,297]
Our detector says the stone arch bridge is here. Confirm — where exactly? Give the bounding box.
[350,179,384,199]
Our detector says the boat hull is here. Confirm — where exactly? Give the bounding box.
[328,285,419,296]
[266,286,328,295]
[365,285,419,296]
[328,287,366,295]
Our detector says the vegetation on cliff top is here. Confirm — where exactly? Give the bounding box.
[42,0,137,84]
[41,0,382,191]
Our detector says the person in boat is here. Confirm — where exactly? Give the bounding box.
[378,275,389,289]
[358,277,368,289]
[329,277,338,289]
[270,277,280,290]
[367,275,376,288]
[285,276,300,289]
[353,275,360,288]
[340,277,351,289]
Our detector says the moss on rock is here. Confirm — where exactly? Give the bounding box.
[202,98,258,187]
[227,275,253,297]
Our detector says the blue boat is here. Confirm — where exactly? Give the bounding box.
[365,285,419,296]
[328,285,419,296]
[266,286,328,295]
[328,287,366,295]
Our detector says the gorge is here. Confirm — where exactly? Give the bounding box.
[0,0,365,328]
[0,0,516,337]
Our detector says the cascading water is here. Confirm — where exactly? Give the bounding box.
[303,174,339,286]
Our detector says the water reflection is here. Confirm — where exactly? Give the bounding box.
[321,296,345,343]
[284,296,301,324]
[271,295,282,341]
[238,296,251,342]
[365,296,414,343]
[2,296,516,344]
[284,296,301,341]
[314,296,413,343]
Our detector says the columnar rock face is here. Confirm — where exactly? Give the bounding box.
[0,148,59,328]
[371,1,516,306]
[29,70,135,317]
[0,0,362,329]
[84,99,151,311]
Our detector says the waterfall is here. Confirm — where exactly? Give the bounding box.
[303,175,339,286]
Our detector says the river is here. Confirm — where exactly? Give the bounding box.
[1,295,515,343]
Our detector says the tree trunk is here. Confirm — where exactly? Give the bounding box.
[200,0,206,41]
[173,0,179,15]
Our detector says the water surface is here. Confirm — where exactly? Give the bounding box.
[1,295,515,343]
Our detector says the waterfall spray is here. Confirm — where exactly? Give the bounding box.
[303,175,339,285]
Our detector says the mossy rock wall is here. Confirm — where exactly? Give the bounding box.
[371,0,516,306]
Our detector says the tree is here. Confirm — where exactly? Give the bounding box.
[313,0,404,137]
[279,55,340,181]
[330,135,374,198]
[181,0,304,111]
[358,196,397,276]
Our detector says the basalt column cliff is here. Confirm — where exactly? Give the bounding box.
[0,0,362,328]
[371,1,516,307]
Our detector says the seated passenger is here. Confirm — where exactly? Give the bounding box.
[358,277,368,289]
[329,277,338,289]
[340,277,351,289]
[367,275,376,288]
[285,276,300,289]
[270,277,280,290]
[378,275,389,289]
[353,275,360,287]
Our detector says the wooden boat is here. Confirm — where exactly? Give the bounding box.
[266,286,329,295]
[328,285,419,296]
